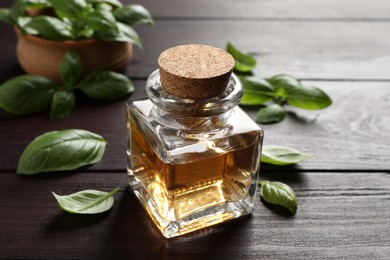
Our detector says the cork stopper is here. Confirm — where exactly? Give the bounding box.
[158,44,235,99]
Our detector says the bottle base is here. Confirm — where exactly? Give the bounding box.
[129,177,255,238]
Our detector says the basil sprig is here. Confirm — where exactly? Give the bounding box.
[242,74,332,124]
[226,43,332,124]
[259,181,297,215]
[52,187,119,214]
[0,0,153,46]
[0,49,134,119]
[17,129,107,174]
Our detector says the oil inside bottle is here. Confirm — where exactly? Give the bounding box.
[127,100,261,237]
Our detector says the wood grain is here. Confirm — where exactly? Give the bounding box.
[2,0,390,20]
[140,0,390,20]
[0,171,389,259]
[2,81,389,172]
[0,0,389,258]
[128,20,390,80]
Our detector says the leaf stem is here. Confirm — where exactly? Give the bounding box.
[80,187,120,211]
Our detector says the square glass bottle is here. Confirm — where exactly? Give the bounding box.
[127,45,264,238]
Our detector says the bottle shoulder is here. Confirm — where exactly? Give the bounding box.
[128,99,263,164]
[128,99,262,135]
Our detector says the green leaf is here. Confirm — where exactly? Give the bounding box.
[268,74,301,89]
[0,9,13,24]
[50,90,75,120]
[226,42,256,73]
[86,0,123,8]
[96,8,116,22]
[52,187,119,214]
[256,104,286,124]
[0,75,55,115]
[240,76,274,105]
[267,74,301,98]
[260,181,297,215]
[49,0,88,20]
[87,10,119,41]
[95,3,113,11]
[261,145,313,165]
[114,4,154,26]
[112,22,142,47]
[17,129,107,174]
[10,0,26,23]
[79,71,134,100]
[17,17,39,35]
[285,85,332,110]
[25,0,51,9]
[24,15,74,40]
[60,50,83,86]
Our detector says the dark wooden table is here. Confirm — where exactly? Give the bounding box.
[1,0,390,259]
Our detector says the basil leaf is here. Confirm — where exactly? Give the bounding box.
[226,42,256,73]
[256,104,286,124]
[267,74,301,98]
[24,16,74,40]
[9,0,26,23]
[17,17,40,35]
[240,76,274,105]
[79,71,134,100]
[26,0,51,9]
[285,85,332,110]
[96,8,116,22]
[86,0,123,8]
[95,3,113,11]
[77,26,94,39]
[260,181,297,215]
[0,75,55,115]
[114,4,154,26]
[49,0,88,20]
[50,90,75,120]
[88,11,119,41]
[261,145,313,165]
[17,129,107,174]
[113,22,142,47]
[0,9,13,24]
[18,17,32,27]
[268,74,301,89]
[60,50,83,86]
[52,187,119,214]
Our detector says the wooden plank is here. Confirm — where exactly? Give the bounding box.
[1,0,390,20]
[139,0,390,20]
[255,80,390,171]
[0,171,389,259]
[2,17,390,81]
[2,0,389,20]
[128,20,390,80]
[1,81,389,172]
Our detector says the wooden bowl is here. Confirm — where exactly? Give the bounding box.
[15,27,132,83]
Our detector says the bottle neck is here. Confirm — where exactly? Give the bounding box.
[145,69,243,118]
[149,105,234,132]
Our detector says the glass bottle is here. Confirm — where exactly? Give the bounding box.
[126,44,264,238]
